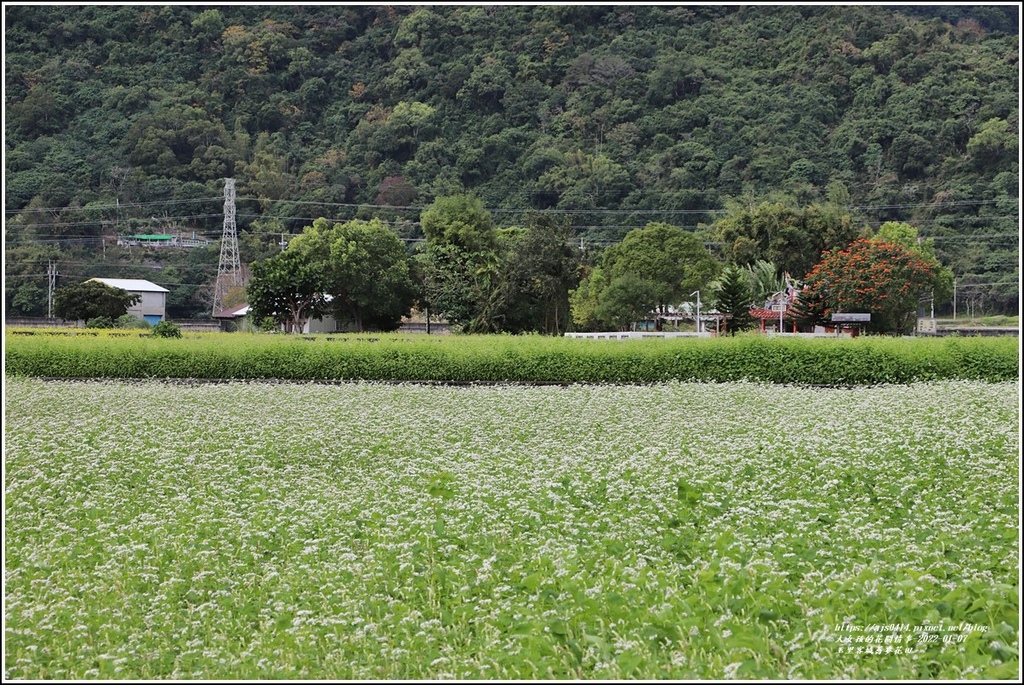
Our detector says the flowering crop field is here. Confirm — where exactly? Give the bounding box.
[4,378,1019,679]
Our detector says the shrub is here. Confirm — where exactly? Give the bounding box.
[258,316,280,333]
[150,320,182,338]
[85,316,114,329]
[117,314,151,329]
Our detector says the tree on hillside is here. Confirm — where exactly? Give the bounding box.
[246,248,326,333]
[3,5,1019,318]
[52,281,141,322]
[5,244,63,316]
[801,238,941,334]
[420,194,497,254]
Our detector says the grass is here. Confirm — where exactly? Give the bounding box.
[934,315,1020,328]
[4,377,1019,679]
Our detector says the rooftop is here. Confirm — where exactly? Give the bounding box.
[213,303,250,319]
[88,278,170,293]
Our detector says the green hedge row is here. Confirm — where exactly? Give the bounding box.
[4,332,1019,385]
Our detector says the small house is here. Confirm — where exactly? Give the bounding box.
[212,302,338,333]
[212,303,252,332]
[88,278,169,325]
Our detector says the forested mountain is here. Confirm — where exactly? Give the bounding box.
[4,4,1019,318]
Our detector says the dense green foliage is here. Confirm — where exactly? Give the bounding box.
[802,239,945,335]
[84,316,114,330]
[52,280,140,322]
[417,195,502,332]
[286,217,416,331]
[494,214,581,335]
[714,201,865,280]
[116,314,151,329]
[150,320,182,338]
[5,331,1018,385]
[245,248,326,332]
[569,221,721,332]
[4,5,1018,320]
[712,266,756,335]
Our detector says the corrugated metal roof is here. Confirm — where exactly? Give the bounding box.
[88,278,170,293]
[213,304,250,318]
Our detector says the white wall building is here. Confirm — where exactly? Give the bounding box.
[88,278,169,325]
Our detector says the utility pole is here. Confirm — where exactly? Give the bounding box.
[47,260,58,318]
[691,290,701,334]
[952,276,957,320]
[212,178,241,316]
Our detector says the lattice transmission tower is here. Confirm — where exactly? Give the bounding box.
[212,178,242,315]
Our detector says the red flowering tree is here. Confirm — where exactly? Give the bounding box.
[801,238,940,334]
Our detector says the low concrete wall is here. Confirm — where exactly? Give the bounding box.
[565,331,713,339]
[920,328,1018,337]
[170,319,222,333]
[4,316,220,333]
[5,317,78,328]
[399,322,451,335]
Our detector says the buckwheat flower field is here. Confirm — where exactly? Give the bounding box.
[4,377,1019,679]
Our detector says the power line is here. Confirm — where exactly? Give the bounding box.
[4,197,225,215]
[9,214,1017,236]
[9,228,1018,245]
[6,195,1016,217]
[927,233,1020,242]
[3,214,227,229]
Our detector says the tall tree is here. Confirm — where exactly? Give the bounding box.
[603,222,720,309]
[246,249,326,333]
[873,221,954,304]
[789,285,830,330]
[801,238,941,334]
[713,266,756,335]
[419,194,501,332]
[570,222,720,331]
[713,202,864,280]
[322,218,416,332]
[743,259,786,307]
[568,264,610,332]
[495,213,581,335]
[594,274,662,332]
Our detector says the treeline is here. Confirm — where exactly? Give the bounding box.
[4,5,1019,318]
[244,195,950,337]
